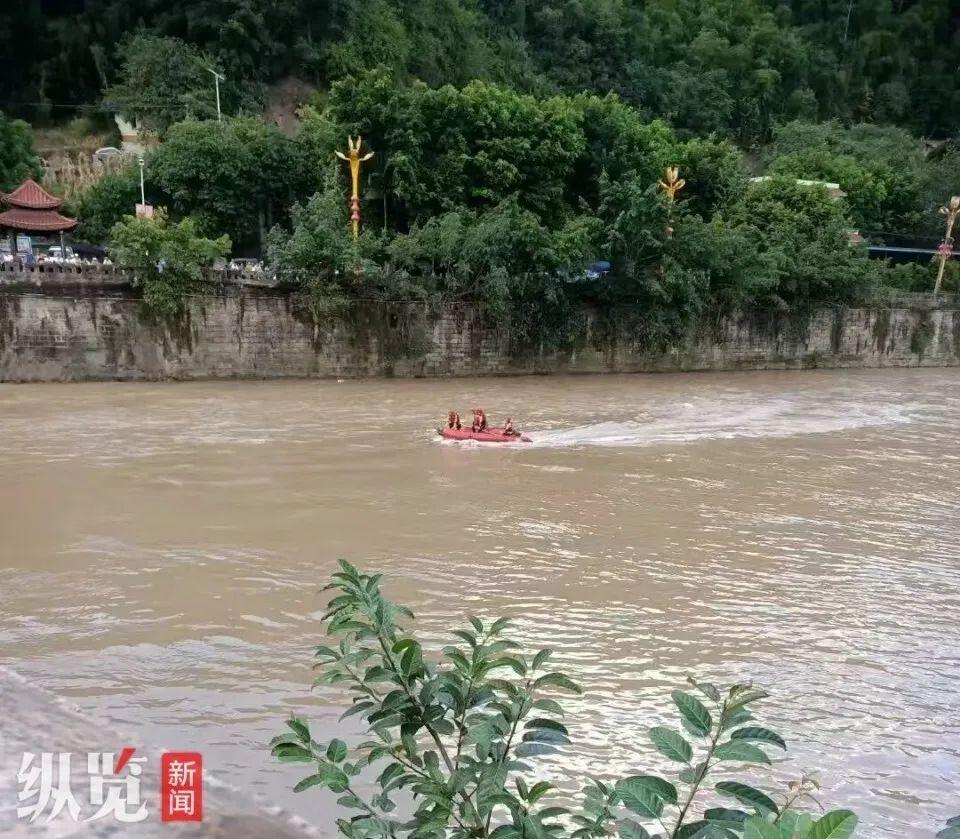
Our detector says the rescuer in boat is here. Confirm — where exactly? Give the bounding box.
[503,417,517,436]
[446,410,462,430]
[472,408,488,433]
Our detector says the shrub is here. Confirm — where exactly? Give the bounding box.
[272,561,858,839]
[109,209,230,317]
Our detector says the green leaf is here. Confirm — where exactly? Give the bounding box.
[285,718,310,742]
[688,676,721,702]
[704,808,751,828]
[713,741,771,764]
[522,727,570,745]
[533,672,581,693]
[489,656,527,676]
[340,701,375,721]
[451,629,477,647]
[469,616,484,633]
[729,726,787,750]
[514,742,557,758]
[272,744,312,762]
[743,817,781,839]
[726,686,770,712]
[319,763,350,793]
[532,649,552,670]
[617,820,652,839]
[336,792,365,809]
[672,690,713,736]
[526,718,569,734]
[778,811,814,838]
[676,821,731,838]
[615,775,678,818]
[807,811,858,839]
[527,781,553,803]
[532,698,565,716]
[678,761,708,784]
[650,726,693,763]
[715,781,779,814]
[937,828,960,839]
[490,616,512,635]
[293,773,327,792]
[326,738,347,763]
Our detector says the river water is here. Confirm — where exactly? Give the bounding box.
[1,370,958,837]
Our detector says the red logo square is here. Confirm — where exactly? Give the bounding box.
[160,752,203,822]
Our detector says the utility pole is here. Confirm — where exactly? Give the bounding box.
[934,195,959,296]
[138,156,146,206]
[207,67,224,122]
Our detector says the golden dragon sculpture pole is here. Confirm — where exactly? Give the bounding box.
[336,136,375,240]
[658,166,686,239]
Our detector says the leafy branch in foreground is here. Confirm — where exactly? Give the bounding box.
[272,561,858,839]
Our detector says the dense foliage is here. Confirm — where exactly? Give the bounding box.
[0,112,42,192]
[8,0,960,142]
[108,210,230,316]
[16,1,956,332]
[272,561,860,838]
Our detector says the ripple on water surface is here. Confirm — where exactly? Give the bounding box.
[0,371,958,837]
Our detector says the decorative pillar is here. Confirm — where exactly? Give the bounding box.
[934,195,960,296]
[336,136,375,240]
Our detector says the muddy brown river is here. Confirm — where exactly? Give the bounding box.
[1,370,958,837]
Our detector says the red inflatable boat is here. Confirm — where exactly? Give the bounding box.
[438,427,532,443]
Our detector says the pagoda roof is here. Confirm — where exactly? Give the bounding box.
[0,207,78,232]
[3,178,63,210]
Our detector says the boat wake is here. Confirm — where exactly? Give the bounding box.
[523,397,912,449]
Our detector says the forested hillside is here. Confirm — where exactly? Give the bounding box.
[3,0,959,341]
[6,0,960,140]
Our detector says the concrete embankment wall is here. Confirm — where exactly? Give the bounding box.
[1,269,958,381]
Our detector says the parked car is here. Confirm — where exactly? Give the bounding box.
[94,147,123,164]
[46,246,76,261]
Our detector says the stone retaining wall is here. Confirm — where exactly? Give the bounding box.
[1,275,958,381]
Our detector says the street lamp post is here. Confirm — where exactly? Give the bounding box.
[934,195,960,296]
[138,156,146,207]
[207,68,224,122]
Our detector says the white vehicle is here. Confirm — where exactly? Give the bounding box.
[94,147,123,164]
[47,246,76,261]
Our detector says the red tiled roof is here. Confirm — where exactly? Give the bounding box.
[3,178,63,210]
[0,208,78,231]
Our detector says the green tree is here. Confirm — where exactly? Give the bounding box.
[71,166,141,244]
[267,178,362,308]
[108,209,230,316]
[149,116,310,251]
[725,178,875,307]
[327,72,588,229]
[104,35,218,135]
[0,113,42,191]
[764,121,927,232]
[272,561,860,838]
[675,137,748,220]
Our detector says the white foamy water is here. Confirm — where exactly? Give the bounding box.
[526,396,912,448]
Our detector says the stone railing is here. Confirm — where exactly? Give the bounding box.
[0,262,279,289]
